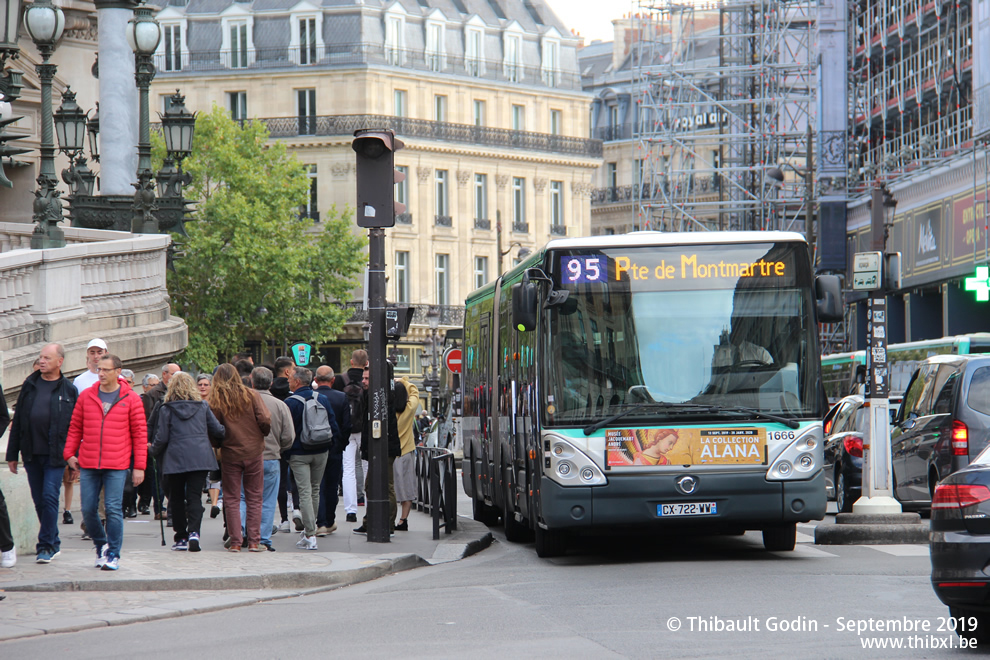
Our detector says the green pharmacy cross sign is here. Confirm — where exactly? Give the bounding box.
[965,266,990,302]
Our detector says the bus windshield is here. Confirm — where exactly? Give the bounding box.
[544,242,823,426]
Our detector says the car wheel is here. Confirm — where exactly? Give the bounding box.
[535,524,568,558]
[762,523,796,551]
[836,472,853,514]
[949,607,990,645]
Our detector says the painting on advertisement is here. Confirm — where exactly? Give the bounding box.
[912,204,942,273]
[606,427,767,467]
[952,187,989,265]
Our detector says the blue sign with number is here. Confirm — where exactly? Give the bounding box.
[560,256,605,284]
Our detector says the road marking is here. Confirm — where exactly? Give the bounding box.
[795,531,815,544]
[864,544,930,557]
[785,544,840,558]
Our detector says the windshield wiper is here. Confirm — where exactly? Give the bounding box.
[705,405,800,429]
[583,402,712,436]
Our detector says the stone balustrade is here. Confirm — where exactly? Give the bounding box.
[0,222,188,397]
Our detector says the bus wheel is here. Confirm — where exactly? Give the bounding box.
[503,506,530,543]
[762,524,796,551]
[534,525,568,558]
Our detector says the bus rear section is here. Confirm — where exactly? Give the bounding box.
[461,232,842,557]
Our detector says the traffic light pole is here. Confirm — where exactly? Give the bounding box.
[366,226,390,543]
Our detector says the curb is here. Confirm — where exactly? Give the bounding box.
[814,523,930,545]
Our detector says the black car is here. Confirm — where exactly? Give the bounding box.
[823,395,866,513]
[930,450,990,645]
[891,355,990,509]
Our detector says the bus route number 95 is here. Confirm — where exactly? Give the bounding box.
[561,256,605,284]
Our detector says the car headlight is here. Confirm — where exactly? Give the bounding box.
[767,426,822,480]
[545,436,607,486]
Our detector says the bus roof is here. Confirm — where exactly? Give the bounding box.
[544,230,807,251]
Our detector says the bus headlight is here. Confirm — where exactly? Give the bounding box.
[544,436,607,487]
[767,426,823,481]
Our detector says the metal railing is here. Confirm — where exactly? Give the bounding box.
[512,221,529,233]
[415,446,458,540]
[435,215,452,227]
[155,43,583,91]
[474,218,491,230]
[252,114,602,159]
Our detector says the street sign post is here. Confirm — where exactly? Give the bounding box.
[852,251,882,291]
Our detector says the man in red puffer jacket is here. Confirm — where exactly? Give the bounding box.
[64,355,147,572]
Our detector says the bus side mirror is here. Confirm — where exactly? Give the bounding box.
[512,280,539,332]
[815,275,843,323]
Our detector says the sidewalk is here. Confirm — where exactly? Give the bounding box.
[0,501,492,642]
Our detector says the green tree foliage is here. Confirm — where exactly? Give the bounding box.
[163,105,366,370]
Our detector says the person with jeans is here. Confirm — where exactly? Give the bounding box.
[208,363,270,552]
[151,372,225,552]
[248,367,294,550]
[314,365,350,536]
[285,367,339,550]
[64,354,147,571]
[6,343,79,564]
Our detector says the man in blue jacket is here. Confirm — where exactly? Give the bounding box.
[5,344,78,563]
[284,367,340,550]
[314,366,351,536]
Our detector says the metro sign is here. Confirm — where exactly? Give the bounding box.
[443,347,462,374]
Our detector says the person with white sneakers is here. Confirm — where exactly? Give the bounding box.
[0,382,14,568]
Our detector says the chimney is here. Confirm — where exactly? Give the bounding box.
[612,16,636,70]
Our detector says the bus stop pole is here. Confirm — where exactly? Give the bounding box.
[854,186,901,514]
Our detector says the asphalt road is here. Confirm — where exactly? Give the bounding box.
[2,503,970,660]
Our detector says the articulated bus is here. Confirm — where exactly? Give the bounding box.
[460,231,843,557]
[822,334,990,404]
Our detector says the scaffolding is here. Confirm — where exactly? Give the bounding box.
[633,0,817,233]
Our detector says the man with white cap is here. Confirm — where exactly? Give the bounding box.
[73,338,107,394]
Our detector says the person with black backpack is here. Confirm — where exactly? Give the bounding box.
[336,349,368,523]
[284,367,340,550]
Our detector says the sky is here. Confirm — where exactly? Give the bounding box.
[543,0,637,44]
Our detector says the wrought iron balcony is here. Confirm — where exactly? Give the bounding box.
[590,176,724,206]
[594,125,634,141]
[435,215,452,227]
[474,218,491,230]
[396,212,413,225]
[155,44,583,91]
[251,114,602,159]
[550,224,567,236]
[512,222,529,233]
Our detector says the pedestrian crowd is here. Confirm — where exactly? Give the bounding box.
[0,342,425,571]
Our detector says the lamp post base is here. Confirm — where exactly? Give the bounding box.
[30,224,65,249]
[851,495,903,514]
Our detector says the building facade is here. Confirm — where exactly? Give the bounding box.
[148,0,601,375]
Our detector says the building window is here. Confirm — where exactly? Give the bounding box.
[394,89,406,117]
[435,169,449,217]
[228,91,247,122]
[541,37,559,87]
[474,256,489,289]
[607,162,617,188]
[385,14,404,65]
[297,17,317,65]
[634,158,644,189]
[466,26,483,76]
[300,164,318,221]
[435,254,449,306]
[473,99,485,126]
[395,165,408,207]
[297,89,316,136]
[504,32,522,82]
[434,94,447,122]
[550,109,562,135]
[426,20,445,72]
[227,21,249,69]
[474,173,488,220]
[395,251,409,303]
[512,177,525,226]
[512,104,524,131]
[162,24,182,72]
[550,180,563,228]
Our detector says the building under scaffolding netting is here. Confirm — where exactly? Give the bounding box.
[633,0,817,233]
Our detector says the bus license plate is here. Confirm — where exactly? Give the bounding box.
[658,502,717,517]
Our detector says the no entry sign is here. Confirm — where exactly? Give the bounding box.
[443,347,462,374]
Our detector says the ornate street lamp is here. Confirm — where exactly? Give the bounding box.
[155,89,195,204]
[24,0,65,248]
[127,3,161,234]
[53,87,95,197]
[0,0,23,59]
[86,102,98,163]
